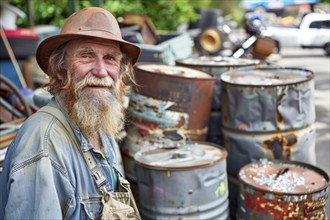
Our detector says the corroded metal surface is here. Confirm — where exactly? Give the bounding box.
[221,67,317,218]
[223,124,316,177]
[134,143,229,219]
[130,63,215,142]
[237,160,330,220]
[176,56,260,146]
[221,67,315,131]
[121,63,215,182]
[176,56,260,110]
[220,67,316,176]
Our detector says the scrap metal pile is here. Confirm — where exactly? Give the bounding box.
[0,4,329,220]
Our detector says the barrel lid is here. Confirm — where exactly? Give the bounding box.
[238,160,330,195]
[175,56,260,67]
[135,63,213,79]
[134,142,227,170]
[221,67,314,86]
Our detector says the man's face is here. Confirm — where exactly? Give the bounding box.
[59,38,125,139]
[65,37,122,90]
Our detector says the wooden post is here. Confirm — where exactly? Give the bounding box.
[26,0,34,27]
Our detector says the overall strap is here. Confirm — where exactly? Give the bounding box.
[39,105,107,190]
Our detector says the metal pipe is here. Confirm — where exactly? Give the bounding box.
[0,28,28,89]
[0,97,23,118]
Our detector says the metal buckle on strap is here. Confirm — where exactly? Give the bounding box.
[83,150,107,190]
[91,168,106,188]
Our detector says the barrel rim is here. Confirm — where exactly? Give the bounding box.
[175,56,261,68]
[133,141,228,171]
[238,160,330,196]
[134,62,216,81]
[220,67,314,87]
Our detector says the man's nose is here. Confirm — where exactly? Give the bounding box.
[91,60,108,78]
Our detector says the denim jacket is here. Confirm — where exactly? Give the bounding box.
[0,97,123,219]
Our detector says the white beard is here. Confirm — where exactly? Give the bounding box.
[61,75,125,139]
[72,89,124,139]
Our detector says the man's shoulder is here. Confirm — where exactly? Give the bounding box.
[19,109,67,137]
[10,110,70,155]
[4,109,78,174]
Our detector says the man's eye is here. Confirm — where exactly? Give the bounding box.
[81,54,91,59]
[105,55,116,61]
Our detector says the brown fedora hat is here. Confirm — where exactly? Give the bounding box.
[36,7,141,74]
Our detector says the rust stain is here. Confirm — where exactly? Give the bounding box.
[284,133,298,147]
[144,104,160,113]
[262,133,298,160]
[242,188,327,220]
[130,117,160,135]
[304,198,326,213]
[176,116,186,128]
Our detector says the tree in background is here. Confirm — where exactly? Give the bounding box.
[10,0,204,31]
[10,0,327,31]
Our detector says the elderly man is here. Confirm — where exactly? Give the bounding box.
[0,7,141,219]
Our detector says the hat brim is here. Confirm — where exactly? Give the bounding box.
[36,33,141,74]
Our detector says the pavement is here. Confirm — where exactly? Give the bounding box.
[273,47,330,217]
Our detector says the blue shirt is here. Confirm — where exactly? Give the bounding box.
[0,97,122,219]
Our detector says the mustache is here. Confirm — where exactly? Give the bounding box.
[74,76,115,94]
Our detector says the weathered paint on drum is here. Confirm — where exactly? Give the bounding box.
[220,67,316,217]
[223,124,316,177]
[237,160,330,220]
[176,56,261,110]
[121,63,215,183]
[224,124,316,217]
[220,67,316,175]
[134,142,229,220]
[221,67,315,131]
[129,63,215,142]
[176,56,260,146]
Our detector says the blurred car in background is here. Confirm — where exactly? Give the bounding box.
[241,0,321,15]
[266,12,330,55]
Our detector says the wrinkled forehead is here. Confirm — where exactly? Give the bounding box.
[66,37,121,54]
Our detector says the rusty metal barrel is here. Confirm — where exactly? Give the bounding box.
[121,63,215,186]
[221,67,316,176]
[134,142,229,220]
[175,56,260,146]
[237,160,330,219]
[220,66,316,217]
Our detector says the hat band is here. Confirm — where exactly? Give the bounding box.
[79,26,116,35]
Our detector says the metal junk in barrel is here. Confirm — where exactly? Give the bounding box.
[175,56,260,146]
[220,67,316,216]
[134,142,229,220]
[237,159,330,220]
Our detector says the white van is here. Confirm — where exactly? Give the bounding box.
[267,13,330,55]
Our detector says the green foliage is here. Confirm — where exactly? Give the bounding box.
[11,0,71,27]
[9,0,330,30]
[10,0,200,31]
